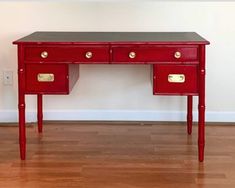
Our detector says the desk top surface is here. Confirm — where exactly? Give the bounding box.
[13,32,209,45]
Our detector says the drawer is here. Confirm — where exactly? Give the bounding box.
[25,64,79,94]
[24,45,110,63]
[152,64,198,95]
[112,46,198,63]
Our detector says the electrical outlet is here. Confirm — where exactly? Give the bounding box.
[3,71,13,85]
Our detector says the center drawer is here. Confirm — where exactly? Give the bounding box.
[24,45,109,63]
[112,46,198,63]
[25,64,79,94]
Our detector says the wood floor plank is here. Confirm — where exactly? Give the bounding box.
[0,122,235,188]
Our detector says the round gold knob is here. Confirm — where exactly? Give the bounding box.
[85,51,93,59]
[174,51,181,59]
[129,52,136,59]
[41,51,48,59]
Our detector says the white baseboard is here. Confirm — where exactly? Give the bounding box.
[0,109,235,123]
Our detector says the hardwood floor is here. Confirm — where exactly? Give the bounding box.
[0,121,235,188]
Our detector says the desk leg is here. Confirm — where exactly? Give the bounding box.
[198,97,205,162]
[198,45,206,162]
[187,96,193,135]
[18,45,26,160]
[37,94,43,133]
[19,92,26,160]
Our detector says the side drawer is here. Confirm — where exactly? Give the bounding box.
[25,64,79,94]
[112,46,198,63]
[152,64,198,95]
[24,45,110,63]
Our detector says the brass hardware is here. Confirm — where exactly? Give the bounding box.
[37,73,54,82]
[85,51,93,59]
[168,74,185,83]
[41,51,48,59]
[174,51,181,59]
[129,52,136,59]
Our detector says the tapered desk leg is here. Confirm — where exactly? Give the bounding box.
[198,99,205,162]
[37,94,43,133]
[18,45,26,160]
[18,68,26,159]
[198,45,206,162]
[187,96,193,135]
[19,92,26,160]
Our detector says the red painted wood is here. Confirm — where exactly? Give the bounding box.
[153,64,198,95]
[112,46,198,63]
[13,32,209,161]
[25,64,79,94]
[198,45,206,162]
[18,45,26,160]
[25,64,68,93]
[187,96,193,135]
[24,45,109,63]
[37,94,43,133]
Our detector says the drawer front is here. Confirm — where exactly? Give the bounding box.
[24,45,110,63]
[153,64,198,95]
[25,64,71,94]
[112,46,198,63]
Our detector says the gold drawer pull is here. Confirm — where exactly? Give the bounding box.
[37,73,54,82]
[85,51,93,59]
[168,74,185,83]
[129,52,136,59]
[41,51,48,59]
[174,51,181,59]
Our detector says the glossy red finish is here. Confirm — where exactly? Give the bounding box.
[187,96,193,135]
[13,32,209,161]
[24,45,110,63]
[198,45,206,162]
[112,45,198,63]
[153,64,198,95]
[37,94,43,133]
[25,64,79,94]
[18,45,26,160]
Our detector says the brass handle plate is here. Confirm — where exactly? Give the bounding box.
[168,74,185,83]
[37,73,54,82]
[85,51,93,59]
[41,51,48,59]
[174,51,181,59]
[129,52,136,59]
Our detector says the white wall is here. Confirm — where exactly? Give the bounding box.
[0,1,235,122]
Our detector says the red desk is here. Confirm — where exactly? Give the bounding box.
[13,32,209,161]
